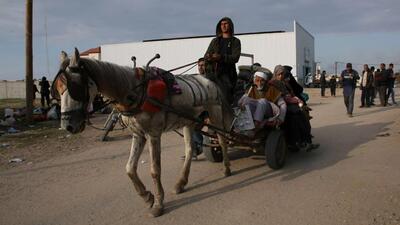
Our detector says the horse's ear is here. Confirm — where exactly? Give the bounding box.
[60,51,68,62]
[60,51,70,70]
[74,48,80,62]
[69,47,80,67]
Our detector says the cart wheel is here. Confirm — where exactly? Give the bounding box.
[203,136,223,162]
[265,130,287,170]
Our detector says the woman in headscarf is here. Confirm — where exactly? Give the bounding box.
[272,65,319,152]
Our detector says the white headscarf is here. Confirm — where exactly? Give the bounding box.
[254,71,267,80]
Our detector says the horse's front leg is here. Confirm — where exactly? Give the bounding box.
[147,134,164,217]
[174,126,194,194]
[217,134,231,176]
[125,135,154,208]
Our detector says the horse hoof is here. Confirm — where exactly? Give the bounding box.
[145,193,154,209]
[149,205,164,217]
[173,185,185,194]
[224,169,232,177]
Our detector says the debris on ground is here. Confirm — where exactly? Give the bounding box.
[33,107,44,115]
[9,158,24,163]
[0,117,16,126]
[46,104,60,120]
[1,143,10,148]
[376,133,390,137]
[1,108,16,126]
[7,127,20,133]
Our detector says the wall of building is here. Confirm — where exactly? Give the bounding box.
[101,32,298,76]
[294,20,315,84]
[239,32,296,73]
[102,37,212,73]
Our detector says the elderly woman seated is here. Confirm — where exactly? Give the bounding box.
[271,65,319,152]
[238,71,287,132]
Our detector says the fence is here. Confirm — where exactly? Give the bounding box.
[0,80,43,99]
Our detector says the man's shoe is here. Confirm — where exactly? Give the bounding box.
[305,143,320,152]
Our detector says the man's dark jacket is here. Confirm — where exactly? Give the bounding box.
[204,17,241,85]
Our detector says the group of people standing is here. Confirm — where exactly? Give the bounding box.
[339,62,397,117]
[319,70,338,97]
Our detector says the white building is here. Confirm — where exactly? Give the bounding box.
[101,20,314,84]
[80,47,101,60]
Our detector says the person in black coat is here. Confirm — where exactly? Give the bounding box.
[320,70,327,97]
[329,75,337,97]
[39,76,51,107]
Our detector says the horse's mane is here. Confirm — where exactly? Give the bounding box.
[80,58,137,102]
[81,58,135,84]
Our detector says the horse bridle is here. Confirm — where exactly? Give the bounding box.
[51,64,91,122]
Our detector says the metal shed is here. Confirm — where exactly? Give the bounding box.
[101,20,314,84]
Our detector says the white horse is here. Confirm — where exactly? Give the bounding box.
[52,48,233,217]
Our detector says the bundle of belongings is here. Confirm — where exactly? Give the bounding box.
[1,108,16,126]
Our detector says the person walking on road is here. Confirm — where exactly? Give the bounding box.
[387,63,397,105]
[375,63,389,106]
[360,64,374,107]
[329,75,337,97]
[320,70,327,97]
[340,63,359,117]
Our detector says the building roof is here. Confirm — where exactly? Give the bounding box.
[142,30,285,42]
[80,47,101,56]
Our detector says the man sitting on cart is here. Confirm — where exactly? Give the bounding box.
[238,71,287,133]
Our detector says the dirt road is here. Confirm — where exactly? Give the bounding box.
[1,89,400,225]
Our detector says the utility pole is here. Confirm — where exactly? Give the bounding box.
[334,61,338,76]
[25,0,33,122]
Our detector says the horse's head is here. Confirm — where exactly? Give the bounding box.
[51,48,98,134]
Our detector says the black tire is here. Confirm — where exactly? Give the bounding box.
[265,130,287,170]
[203,136,223,162]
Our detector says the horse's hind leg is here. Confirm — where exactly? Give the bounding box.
[217,133,231,176]
[148,134,164,217]
[126,135,154,208]
[208,106,232,177]
[174,126,194,194]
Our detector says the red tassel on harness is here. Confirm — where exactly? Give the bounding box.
[141,79,167,112]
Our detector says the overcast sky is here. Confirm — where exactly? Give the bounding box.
[1,0,399,80]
